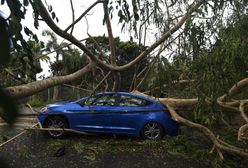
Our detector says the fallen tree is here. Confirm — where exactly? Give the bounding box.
[134,77,248,159]
[1,0,248,163]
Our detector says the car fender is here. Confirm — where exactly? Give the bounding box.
[38,113,70,128]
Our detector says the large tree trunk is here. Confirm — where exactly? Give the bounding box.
[5,62,96,99]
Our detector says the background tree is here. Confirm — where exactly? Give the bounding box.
[85,35,148,91]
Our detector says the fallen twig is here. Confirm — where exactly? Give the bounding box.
[25,127,92,135]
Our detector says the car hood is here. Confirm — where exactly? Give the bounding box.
[47,101,72,107]
[45,101,82,113]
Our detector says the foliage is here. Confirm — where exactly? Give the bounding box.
[85,35,148,91]
[142,13,248,126]
[26,98,46,107]
[17,145,33,159]
[0,39,44,88]
[188,14,248,100]
[0,13,18,126]
[0,12,12,67]
[42,30,88,76]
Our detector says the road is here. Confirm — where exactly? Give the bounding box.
[0,106,39,128]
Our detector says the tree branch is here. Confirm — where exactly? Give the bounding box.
[64,0,104,32]
[34,38,87,61]
[5,62,96,99]
[4,68,27,84]
[166,104,248,159]
[36,0,203,72]
[219,78,248,101]
[69,0,75,34]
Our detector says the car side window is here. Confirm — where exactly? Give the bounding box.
[119,95,150,107]
[90,94,116,106]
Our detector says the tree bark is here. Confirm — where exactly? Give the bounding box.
[52,85,59,101]
[5,62,96,99]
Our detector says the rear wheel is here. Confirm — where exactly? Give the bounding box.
[44,116,68,138]
[141,122,163,140]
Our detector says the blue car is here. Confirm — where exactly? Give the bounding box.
[38,92,179,140]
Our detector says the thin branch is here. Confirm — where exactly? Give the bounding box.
[0,123,38,148]
[25,127,92,135]
[64,0,104,32]
[87,33,106,61]
[85,71,111,103]
[34,38,87,61]
[238,100,248,141]
[4,68,27,84]
[97,67,109,91]
[62,84,92,92]
[137,66,148,78]
[239,100,248,122]
[103,1,116,66]
[238,124,248,141]
[69,0,75,34]
[136,30,184,89]
[129,66,138,92]
[136,57,156,90]
[219,78,248,101]
[136,40,165,90]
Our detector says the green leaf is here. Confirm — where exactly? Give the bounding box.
[0,88,19,126]
[51,12,56,19]
[0,16,11,66]
[23,0,29,6]
[134,13,139,21]
[34,18,39,29]
[48,5,53,12]
[24,27,30,36]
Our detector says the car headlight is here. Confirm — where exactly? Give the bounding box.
[40,107,48,113]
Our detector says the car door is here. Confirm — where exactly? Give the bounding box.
[110,94,155,135]
[69,93,118,133]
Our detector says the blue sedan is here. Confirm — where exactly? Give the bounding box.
[38,92,179,140]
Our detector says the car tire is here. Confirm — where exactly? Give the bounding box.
[141,122,164,140]
[44,116,68,139]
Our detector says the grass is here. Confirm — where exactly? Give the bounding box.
[17,145,33,159]
[13,128,248,168]
[26,99,45,107]
[0,134,10,144]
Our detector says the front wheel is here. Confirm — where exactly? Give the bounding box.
[141,122,164,140]
[44,116,68,138]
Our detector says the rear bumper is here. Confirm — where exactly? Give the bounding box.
[164,120,180,136]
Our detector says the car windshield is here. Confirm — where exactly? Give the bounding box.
[74,97,87,106]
